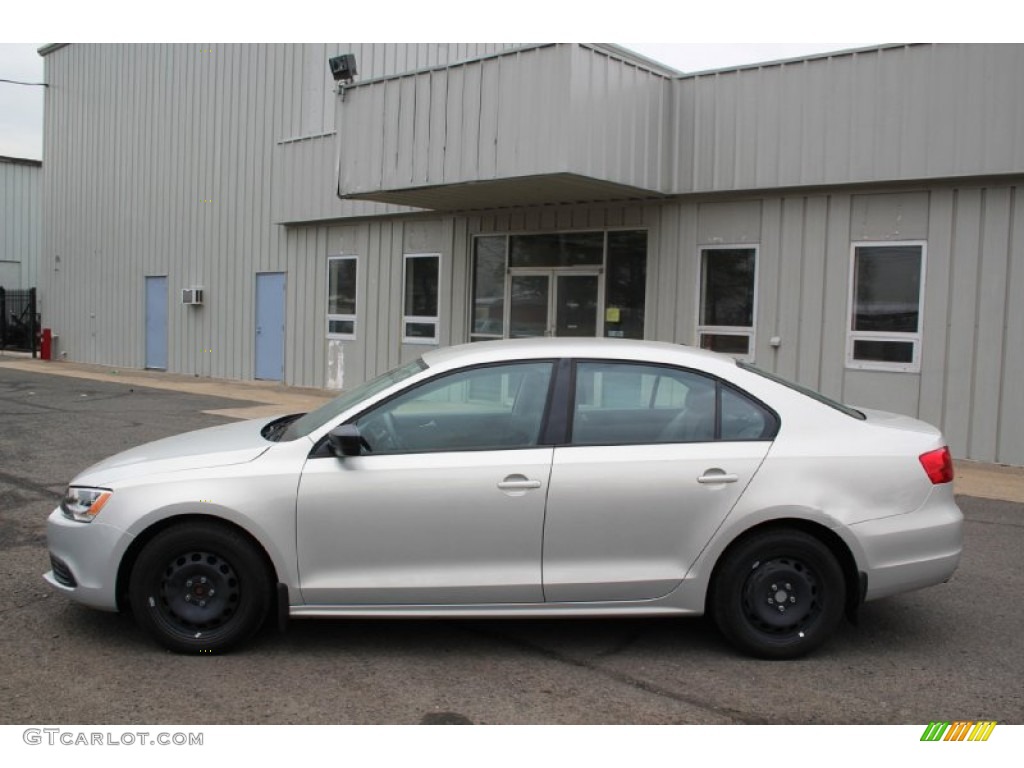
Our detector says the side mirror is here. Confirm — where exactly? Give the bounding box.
[327,424,364,458]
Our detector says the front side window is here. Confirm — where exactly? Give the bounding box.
[327,255,357,339]
[354,362,554,454]
[281,358,427,441]
[571,361,777,446]
[698,246,757,361]
[847,242,925,372]
[403,253,440,344]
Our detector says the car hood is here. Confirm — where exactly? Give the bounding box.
[72,417,276,487]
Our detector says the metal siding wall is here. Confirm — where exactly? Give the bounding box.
[999,191,1024,463]
[0,161,41,289]
[942,189,984,458]
[40,43,507,385]
[918,190,955,430]
[337,45,672,204]
[675,45,1024,194]
[567,46,672,193]
[338,47,572,196]
[825,183,1022,465]
[970,188,1011,461]
[795,198,829,391]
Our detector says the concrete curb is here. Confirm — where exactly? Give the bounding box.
[2,353,1021,504]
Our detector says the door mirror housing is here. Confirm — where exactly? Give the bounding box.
[327,424,364,458]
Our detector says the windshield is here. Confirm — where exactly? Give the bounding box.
[280,358,427,440]
[739,362,866,420]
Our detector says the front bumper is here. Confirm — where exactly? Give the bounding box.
[852,485,963,601]
[44,507,133,611]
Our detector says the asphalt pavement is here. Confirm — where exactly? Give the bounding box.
[0,360,1021,725]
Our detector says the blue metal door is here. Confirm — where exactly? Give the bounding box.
[145,276,168,369]
[255,272,286,381]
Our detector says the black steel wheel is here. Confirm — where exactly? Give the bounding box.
[710,529,845,660]
[129,521,272,654]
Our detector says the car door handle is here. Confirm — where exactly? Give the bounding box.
[497,476,542,490]
[697,471,739,484]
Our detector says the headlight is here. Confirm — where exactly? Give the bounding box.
[61,487,113,523]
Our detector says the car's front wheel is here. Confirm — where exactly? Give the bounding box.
[710,529,845,660]
[129,521,272,654]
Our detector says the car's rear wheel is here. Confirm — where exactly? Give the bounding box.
[710,529,845,660]
[129,521,271,654]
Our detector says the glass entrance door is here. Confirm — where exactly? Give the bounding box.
[507,270,602,338]
[508,273,551,338]
[556,273,600,337]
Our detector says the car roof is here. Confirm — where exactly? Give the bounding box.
[420,338,736,373]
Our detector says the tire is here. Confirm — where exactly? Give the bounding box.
[129,521,272,654]
[710,529,845,660]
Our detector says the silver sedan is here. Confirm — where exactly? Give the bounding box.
[45,338,963,659]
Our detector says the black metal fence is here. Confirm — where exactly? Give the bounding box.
[0,287,39,356]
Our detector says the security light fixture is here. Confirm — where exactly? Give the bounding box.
[329,54,357,84]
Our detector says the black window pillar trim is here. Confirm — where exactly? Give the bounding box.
[540,358,573,446]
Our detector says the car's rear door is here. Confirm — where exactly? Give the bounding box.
[542,360,775,602]
[296,361,555,606]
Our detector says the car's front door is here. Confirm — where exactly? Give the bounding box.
[296,361,555,606]
[542,361,774,603]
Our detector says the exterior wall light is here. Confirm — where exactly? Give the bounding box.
[329,54,357,84]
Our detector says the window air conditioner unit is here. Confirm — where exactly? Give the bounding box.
[182,288,204,305]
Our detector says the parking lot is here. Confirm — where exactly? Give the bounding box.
[1,363,1021,725]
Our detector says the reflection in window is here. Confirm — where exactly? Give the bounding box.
[572,362,718,445]
[847,243,924,371]
[509,274,550,338]
[509,232,604,268]
[570,362,779,445]
[720,385,774,441]
[327,255,357,339]
[470,231,648,343]
[403,253,440,344]
[471,236,505,340]
[698,247,757,360]
[355,362,554,453]
[605,231,647,339]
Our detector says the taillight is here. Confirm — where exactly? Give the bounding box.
[919,447,954,484]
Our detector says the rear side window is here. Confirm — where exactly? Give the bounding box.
[721,385,776,441]
[570,361,777,446]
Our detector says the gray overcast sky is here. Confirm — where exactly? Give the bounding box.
[0,42,873,161]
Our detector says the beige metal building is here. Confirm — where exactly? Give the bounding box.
[0,155,41,289]
[38,43,1024,465]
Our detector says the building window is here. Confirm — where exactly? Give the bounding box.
[697,246,757,361]
[471,236,506,341]
[847,242,925,372]
[470,230,647,342]
[403,253,440,344]
[605,231,647,340]
[327,255,357,339]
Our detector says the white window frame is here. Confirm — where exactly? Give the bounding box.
[846,241,926,373]
[326,254,358,341]
[695,244,759,363]
[402,252,441,345]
